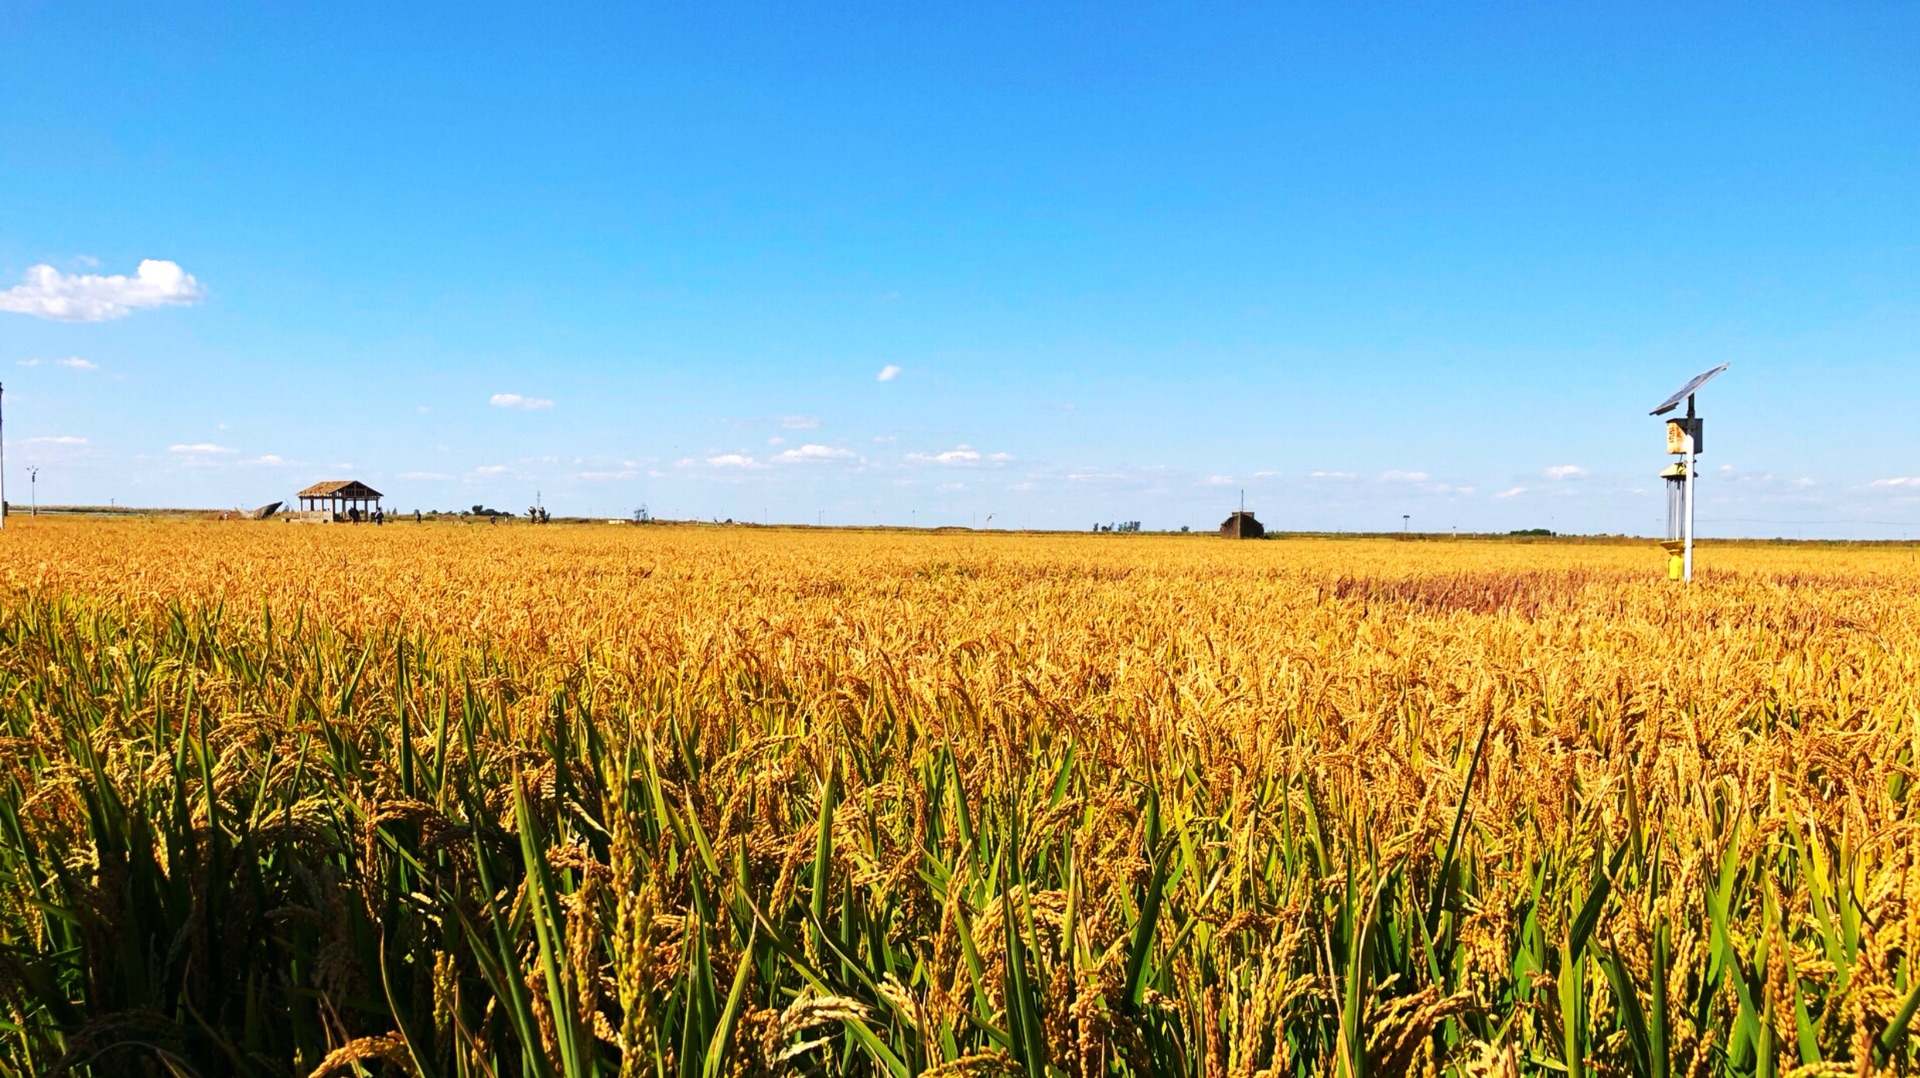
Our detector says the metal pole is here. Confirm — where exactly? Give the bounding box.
[0,382,6,530]
[1683,394,1696,582]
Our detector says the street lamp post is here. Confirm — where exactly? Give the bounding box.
[27,467,37,516]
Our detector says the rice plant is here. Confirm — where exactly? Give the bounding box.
[0,519,1915,1075]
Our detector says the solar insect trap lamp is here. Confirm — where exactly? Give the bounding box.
[1650,363,1728,582]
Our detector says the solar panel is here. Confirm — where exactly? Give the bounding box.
[1650,363,1729,415]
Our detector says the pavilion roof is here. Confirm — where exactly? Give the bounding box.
[297,480,383,499]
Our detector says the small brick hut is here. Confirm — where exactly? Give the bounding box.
[1219,510,1264,539]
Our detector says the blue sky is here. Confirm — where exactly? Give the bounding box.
[2,3,1916,535]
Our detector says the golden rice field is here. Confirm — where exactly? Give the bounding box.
[1,517,1917,1078]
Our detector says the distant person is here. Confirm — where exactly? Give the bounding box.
[374,508,383,526]
[414,510,421,523]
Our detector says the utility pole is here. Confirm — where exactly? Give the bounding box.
[27,466,37,515]
[1683,395,1696,581]
[1402,514,1410,533]
[1651,363,1727,584]
[0,382,7,530]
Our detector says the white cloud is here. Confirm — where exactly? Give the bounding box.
[1545,465,1586,480]
[168,443,234,454]
[26,435,87,445]
[779,415,821,429]
[490,393,555,410]
[988,452,1014,462]
[1871,477,1920,488]
[1794,477,1815,488]
[577,469,639,481]
[1308,470,1356,480]
[1496,486,1527,499]
[0,260,204,322]
[15,359,40,367]
[399,470,452,480]
[1380,470,1430,482]
[775,444,856,463]
[1057,464,1179,488]
[473,465,509,475]
[57,357,98,371]
[907,446,983,465]
[876,364,902,382]
[243,454,291,466]
[1253,470,1279,478]
[767,436,786,445]
[1203,475,1235,486]
[707,453,760,468]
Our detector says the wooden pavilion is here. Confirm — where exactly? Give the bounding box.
[296,480,383,520]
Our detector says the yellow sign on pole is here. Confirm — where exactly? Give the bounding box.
[1665,418,1703,455]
